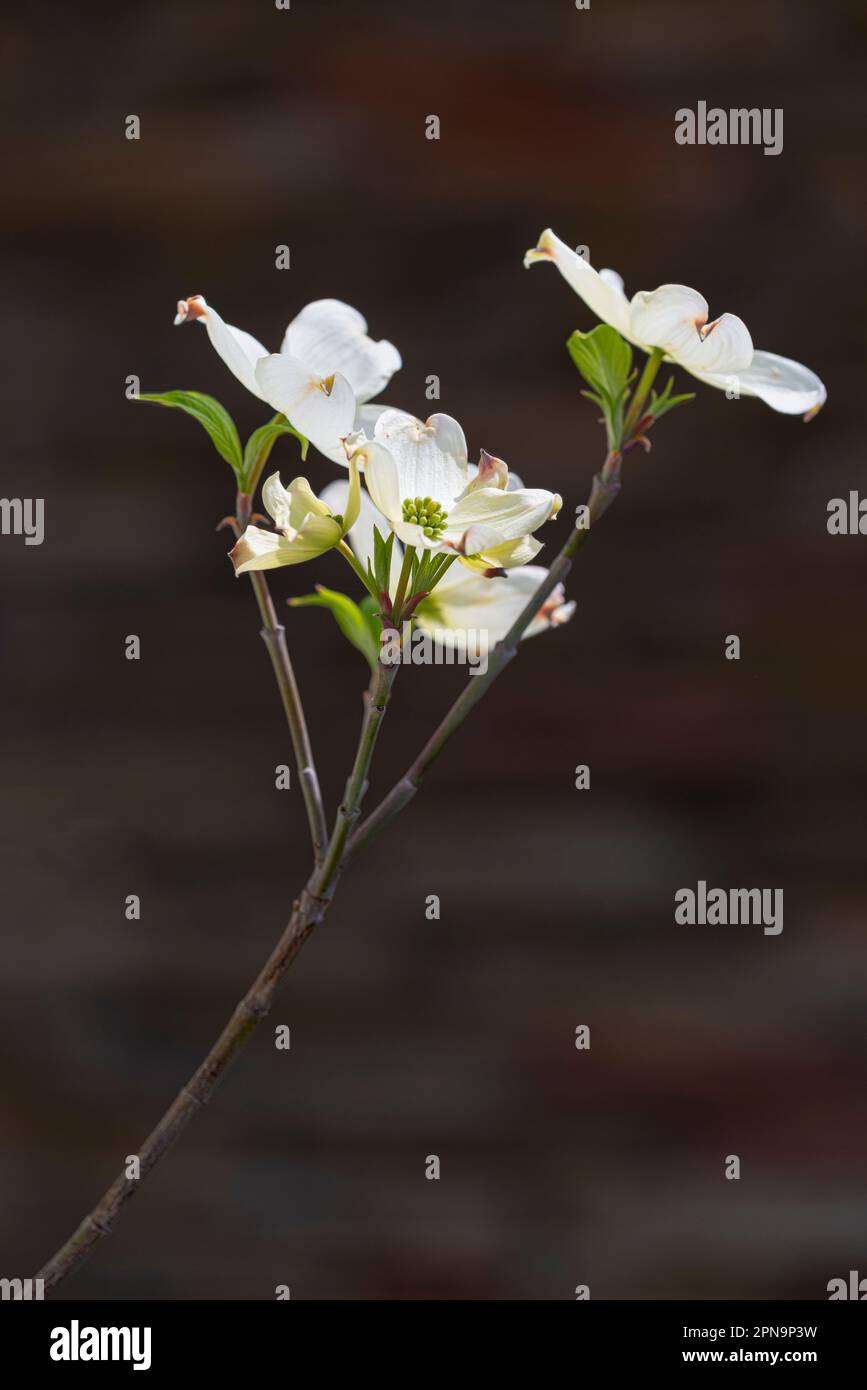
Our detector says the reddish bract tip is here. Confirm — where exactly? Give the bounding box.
[174,295,207,326]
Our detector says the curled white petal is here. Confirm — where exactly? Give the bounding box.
[450,532,544,572]
[229,515,340,574]
[458,449,509,498]
[466,459,526,492]
[450,523,504,557]
[282,299,402,404]
[630,286,753,373]
[232,465,355,577]
[175,294,269,400]
[690,349,827,416]
[447,485,560,543]
[352,436,403,531]
[524,229,632,339]
[255,354,356,464]
[261,472,330,534]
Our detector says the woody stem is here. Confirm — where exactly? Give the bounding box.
[236,491,328,862]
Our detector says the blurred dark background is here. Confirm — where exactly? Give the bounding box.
[1,0,865,1299]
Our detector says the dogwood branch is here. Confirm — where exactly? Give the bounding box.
[36,655,399,1293]
[35,438,620,1293]
[234,492,328,863]
[348,451,623,859]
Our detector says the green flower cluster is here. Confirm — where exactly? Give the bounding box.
[401,495,449,540]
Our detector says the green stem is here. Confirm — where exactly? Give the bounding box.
[338,540,379,601]
[622,346,664,443]
[438,554,458,577]
[429,553,458,587]
[318,657,399,885]
[392,544,416,619]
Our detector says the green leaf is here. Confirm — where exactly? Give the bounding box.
[410,547,447,596]
[372,526,395,596]
[289,585,380,672]
[646,375,695,423]
[359,593,384,650]
[241,414,308,494]
[139,390,244,476]
[567,326,633,450]
[567,325,633,400]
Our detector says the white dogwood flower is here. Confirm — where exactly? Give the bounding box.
[525,229,826,417]
[173,295,401,461]
[320,481,574,647]
[230,456,360,575]
[345,410,562,573]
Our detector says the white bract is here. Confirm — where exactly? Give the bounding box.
[173,296,402,461]
[344,410,563,574]
[525,229,826,417]
[230,458,360,576]
[416,564,575,647]
[321,481,574,647]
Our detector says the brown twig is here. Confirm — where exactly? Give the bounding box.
[227,493,328,863]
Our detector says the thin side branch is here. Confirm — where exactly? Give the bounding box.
[248,569,328,862]
[231,494,328,863]
[318,657,399,883]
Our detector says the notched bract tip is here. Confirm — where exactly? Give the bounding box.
[476,449,509,490]
[523,228,557,269]
[174,295,208,326]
